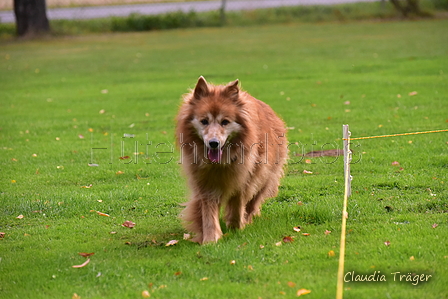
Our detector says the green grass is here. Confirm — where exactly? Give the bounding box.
[1,19,447,299]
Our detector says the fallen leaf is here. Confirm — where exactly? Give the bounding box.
[230,260,236,265]
[96,211,110,217]
[324,230,332,235]
[72,258,90,268]
[81,184,92,188]
[305,159,312,164]
[101,89,108,94]
[297,201,303,206]
[119,156,130,160]
[141,290,151,298]
[183,233,191,240]
[297,288,312,296]
[16,214,24,219]
[328,250,335,257]
[99,109,105,114]
[11,158,18,162]
[122,221,135,228]
[432,223,438,229]
[166,240,178,246]
[259,245,265,249]
[78,134,85,139]
[391,161,400,166]
[247,265,254,270]
[200,277,208,281]
[408,91,418,96]
[287,281,296,288]
[275,241,282,246]
[88,128,94,132]
[88,163,99,167]
[72,293,81,299]
[293,226,301,232]
[78,252,95,258]
[282,236,294,243]
[116,171,125,175]
[0,232,5,238]
[409,256,415,261]
[303,170,313,174]
[11,180,16,183]
[384,241,391,246]
[302,233,311,236]
[174,271,182,276]
[32,153,37,157]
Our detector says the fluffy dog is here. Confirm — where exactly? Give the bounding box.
[176,76,288,244]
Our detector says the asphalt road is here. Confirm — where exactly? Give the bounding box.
[0,0,378,24]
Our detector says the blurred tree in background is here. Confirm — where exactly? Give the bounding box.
[389,0,431,17]
[14,0,50,37]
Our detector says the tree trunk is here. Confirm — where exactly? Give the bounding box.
[14,0,50,37]
[389,0,430,17]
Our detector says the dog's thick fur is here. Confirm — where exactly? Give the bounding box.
[175,76,288,244]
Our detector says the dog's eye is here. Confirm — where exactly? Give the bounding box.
[221,119,230,126]
[200,119,209,125]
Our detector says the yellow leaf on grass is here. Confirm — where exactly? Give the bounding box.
[165,240,178,246]
[141,290,151,298]
[96,211,110,217]
[297,288,311,296]
[72,293,81,299]
[328,250,335,257]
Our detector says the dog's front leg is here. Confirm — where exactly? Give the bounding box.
[201,198,222,244]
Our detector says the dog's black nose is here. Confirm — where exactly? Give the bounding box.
[209,139,219,149]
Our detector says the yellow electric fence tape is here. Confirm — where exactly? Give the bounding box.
[336,127,447,299]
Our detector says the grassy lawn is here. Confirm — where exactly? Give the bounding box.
[1,19,447,298]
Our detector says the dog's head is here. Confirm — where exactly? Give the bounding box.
[189,76,243,163]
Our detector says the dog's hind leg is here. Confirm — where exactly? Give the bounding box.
[245,182,279,224]
[225,194,246,230]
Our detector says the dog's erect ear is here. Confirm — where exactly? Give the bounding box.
[193,76,209,100]
[223,79,239,100]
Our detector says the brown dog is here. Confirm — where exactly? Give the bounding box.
[176,76,288,244]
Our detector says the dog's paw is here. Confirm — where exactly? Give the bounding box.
[201,231,222,244]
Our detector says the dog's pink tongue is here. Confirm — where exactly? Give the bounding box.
[208,149,222,163]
